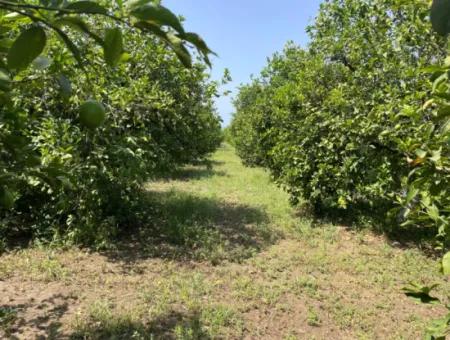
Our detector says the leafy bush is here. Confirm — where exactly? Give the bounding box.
[396,59,450,248]
[230,0,449,243]
[0,1,222,246]
[402,4,450,338]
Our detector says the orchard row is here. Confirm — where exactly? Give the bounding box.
[0,1,222,246]
[229,0,450,248]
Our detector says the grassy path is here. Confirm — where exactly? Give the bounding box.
[1,145,448,339]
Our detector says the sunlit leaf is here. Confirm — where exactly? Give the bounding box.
[65,1,108,15]
[427,205,440,222]
[442,252,450,275]
[405,186,419,205]
[403,283,441,304]
[415,148,427,159]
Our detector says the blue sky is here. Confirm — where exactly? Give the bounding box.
[164,0,323,126]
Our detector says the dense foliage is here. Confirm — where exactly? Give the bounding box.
[402,2,450,338]
[0,1,222,247]
[232,1,450,334]
[230,0,449,246]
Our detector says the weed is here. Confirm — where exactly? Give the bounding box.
[0,307,17,336]
[291,276,319,298]
[307,307,321,327]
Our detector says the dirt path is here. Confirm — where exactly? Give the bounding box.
[1,145,448,339]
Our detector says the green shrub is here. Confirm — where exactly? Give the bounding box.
[0,1,222,246]
[230,0,449,242]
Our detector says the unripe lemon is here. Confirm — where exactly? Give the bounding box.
[79,100,106,129]
[0,187,14,209]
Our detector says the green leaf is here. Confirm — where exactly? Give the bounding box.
[437,104,450,119]
[427,205,440,222]
[430,149,442,163]
[167,33,191,68]
[116,0,124,9]
[182,32,216,55]
[0,69,11,92]
[131,3,184,34]
[403,283,441,304]
[0,38,13,54]
[432,72,448,93]
[431,0,450,36]
[56,176,74,190]
[134,20,195,68]
[425,315,450,340]
[181,32,216,67]
[415,148,427,159]
[126,0,151,11]
[7,26,47,70]
[405,186,419,205]
[104,28,123,67]
[65,1,108,15]
[134,21,168,41]
[54,27,83,67]
[442,252,450,275]
[0,186,15,210]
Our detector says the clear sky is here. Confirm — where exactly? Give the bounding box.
[164,0,323,126]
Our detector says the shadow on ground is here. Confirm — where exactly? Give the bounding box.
[99,160,281,265]
[162,164,228,182]
[70,310,211,340]
[2,304,211,339]
[103,187,279,266]
[1,164,279,267]
[1,294,75,340]
[295,201,438,254]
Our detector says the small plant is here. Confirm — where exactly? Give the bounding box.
[291,276,319,298]
[307,307,321,327]
[36,257,69,282]
[0,307,18,336]
[403,253,450,339]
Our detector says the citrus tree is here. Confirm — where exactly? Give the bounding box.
[402,1,450,338]
[230,0,447,232]
[0,1,222,246]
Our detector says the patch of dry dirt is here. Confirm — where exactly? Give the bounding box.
[0,230,447,339]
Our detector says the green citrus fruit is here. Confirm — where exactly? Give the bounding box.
[79,100,106,129]
[0,187,14,209]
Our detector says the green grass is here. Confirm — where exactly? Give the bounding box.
[141,143,293,263]
[1,144,449,339]
[0,249,69,282]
